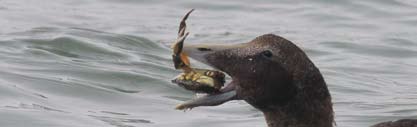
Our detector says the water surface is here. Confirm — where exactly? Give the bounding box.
[1,0,417,127]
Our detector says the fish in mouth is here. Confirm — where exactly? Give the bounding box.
[171,9,239,110]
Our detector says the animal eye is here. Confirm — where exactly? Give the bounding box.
[261,50,273,58]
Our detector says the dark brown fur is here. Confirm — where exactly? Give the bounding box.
[372,119,417,127]
[199,34,416,127]
[203,34,334,127]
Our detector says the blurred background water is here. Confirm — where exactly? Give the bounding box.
[0,0,417,127]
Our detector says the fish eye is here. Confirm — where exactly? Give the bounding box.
[261,50,273,58]
[197,47,212,51]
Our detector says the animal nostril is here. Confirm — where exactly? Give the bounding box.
[197,47,212,51]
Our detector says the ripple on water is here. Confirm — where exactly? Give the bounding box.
[1,0,417,127]
[89,115,152,127]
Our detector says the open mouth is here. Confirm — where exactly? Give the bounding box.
[170,9,237,110]
[172,68,226,94]
[172,67,237,110]
[171,41,238,110]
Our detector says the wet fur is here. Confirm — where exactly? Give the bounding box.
[204,34,334,127]
[202,34,416,127]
